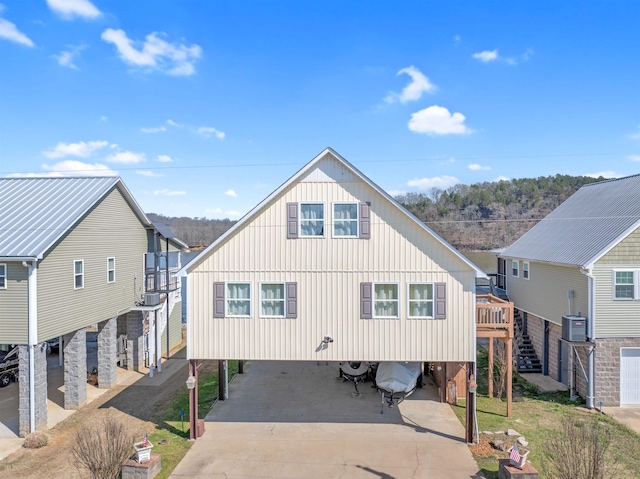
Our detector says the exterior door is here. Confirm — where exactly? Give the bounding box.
[558,339,569,385]
[620,348,640,405]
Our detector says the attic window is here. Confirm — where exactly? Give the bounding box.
[300,203,324,237]
[333,203,358,237]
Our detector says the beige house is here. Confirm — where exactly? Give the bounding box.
[0,176,185,435]
[501,174,640,407]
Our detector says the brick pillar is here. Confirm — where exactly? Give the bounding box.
[97,317,117,389]
[126,311,145,371]
[18,343,48,437]
[63,328,87,409]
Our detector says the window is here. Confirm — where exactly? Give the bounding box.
[300,203,324,237]
[260,283,285,317]
[0,264,6,289]
[333,203,358,237]
[74,260,84,289]
[408,283,434,318]
[523,262,530,280]
[614,271,637,300]
[374,283,399,318]
[107,257,115,283]
[512,260,519,277]
[226,282,251,316]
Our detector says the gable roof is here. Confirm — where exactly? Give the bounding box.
[502,173,640,268]
[180,147,487,278]
[0,176,151,260]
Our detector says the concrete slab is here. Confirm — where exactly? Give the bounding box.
[518,373,568,393]
[601,406,640,436]
[170,361,483,479]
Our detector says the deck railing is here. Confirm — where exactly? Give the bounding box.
[144,270,180,293]
[476,294,514,338]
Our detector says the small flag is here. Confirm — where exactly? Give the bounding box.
[142,433,149,446]
[510,444,521,465]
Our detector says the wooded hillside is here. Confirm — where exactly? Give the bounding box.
[148,174,605,251]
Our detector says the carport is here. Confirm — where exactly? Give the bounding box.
[171,361,481,479]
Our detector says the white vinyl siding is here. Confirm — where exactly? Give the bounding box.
[300,203,324,237]
[226,282,251,317]
[107,257,115,283]
[74,260,84,289]
[260,283,285,317]
[523,261,530,280]
[512,260,519,277]
[333,203,358,237]
[408,283,434,318]
[613,270,639,300]
[0,264,6,289]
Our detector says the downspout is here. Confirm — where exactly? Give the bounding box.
[166,236,170,360]
[580,267,596,409]
[22,260,38,433]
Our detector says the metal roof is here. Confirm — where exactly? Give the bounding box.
[502,173,640,268]
[151,221,189,249]
[0,176,150,259]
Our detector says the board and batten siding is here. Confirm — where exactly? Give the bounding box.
[187,157,477,362]
[162,298,184,353]
[506,260,588,325]
[0,262,29,343]
[594,228,640,337]
[36,187,149,342]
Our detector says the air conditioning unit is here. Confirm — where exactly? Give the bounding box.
[143,292,161,306]
[562,315,587,342]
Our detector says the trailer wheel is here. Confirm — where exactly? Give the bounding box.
[0,373,11,387]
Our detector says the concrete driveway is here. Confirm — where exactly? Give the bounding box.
[170,361,482,479]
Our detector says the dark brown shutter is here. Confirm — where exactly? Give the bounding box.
[434,282,446,319]
[360,282,373,319]
[287,202,298,239]
[359,202,371,239]
[213,282,225,318]
[285,282,297,318]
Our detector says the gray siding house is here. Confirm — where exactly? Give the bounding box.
[0,177,185,435]
[501,174,640,407]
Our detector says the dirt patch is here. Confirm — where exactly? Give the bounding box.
[0,358,218,479]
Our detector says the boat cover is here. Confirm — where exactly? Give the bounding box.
[375,362,422,393]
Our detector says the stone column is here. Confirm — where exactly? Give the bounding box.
[18,343,48,437]
[126,311,145,371]
[63,328,87,409]
[97,317,117,389]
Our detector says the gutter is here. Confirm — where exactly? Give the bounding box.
[22,259,38,433]
[580,266,596,409]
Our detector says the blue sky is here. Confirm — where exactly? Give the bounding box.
[1,1,639,219]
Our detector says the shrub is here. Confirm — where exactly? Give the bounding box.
[22,431,49,449]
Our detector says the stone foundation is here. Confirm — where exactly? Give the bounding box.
[126,311,145,371]
[63,328,87,409]
[98,317,118,389]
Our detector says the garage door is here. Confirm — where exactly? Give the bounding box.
[621,348,640,405]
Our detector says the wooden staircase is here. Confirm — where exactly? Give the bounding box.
[514,310,542,373]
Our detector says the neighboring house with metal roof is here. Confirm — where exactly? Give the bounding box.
[0,176,185,436]
[500,173,640,407]
[180,148,489,440]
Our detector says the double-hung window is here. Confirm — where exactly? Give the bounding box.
[408,283,434,318]
[260,283,285,317]
[512,260,519,277]
[107,257,115,283]
[0,264,6,289]
[74,260,84,289]
[300,203,324,237]
[374,283,399,318]
[523,262,530,280]
[227,282,251,316]
[333,203,358,237]
[613,270,637,300]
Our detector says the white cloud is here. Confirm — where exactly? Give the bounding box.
[408,105,473,136]
[472,50,498,63]
[46,0,101,19]
[387,189,408,197]
[629,155,640,162]
[53,46,84,69]
[585,171,619,178]
[0,17,34,47]
[224,189,237,198]
[205,207,241,219]
[105,151,145,164]
[407,175,459,190]
[494,176,510,182]
[384,66,436,104]
[100,116,108,122]
[468,163,491,171]
[453,34,461,44]
[197,126,225,139]
[166,119,183,128]
[141,125,167,133]
[157,154,172,163]
[154,189,186,196]
[136,170,162,177]
[101,28,202,76]
[43,140,110,158]
[42,160,116,176]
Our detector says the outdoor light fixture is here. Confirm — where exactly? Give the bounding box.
[186,375,196,390]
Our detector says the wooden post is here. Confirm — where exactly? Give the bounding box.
[506,337,513,417]
[488,338,494,398]
[218,360,227,400]
[465,361,475,443]
[440,363,446,403]
[238,360,244,374]
[189,360,198,440]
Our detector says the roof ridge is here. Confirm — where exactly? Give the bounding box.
[582,172,640,187]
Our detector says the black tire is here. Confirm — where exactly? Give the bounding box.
[0,373,11,387]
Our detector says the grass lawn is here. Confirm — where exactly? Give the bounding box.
[452,347,640,478]
[148,360,239,479]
